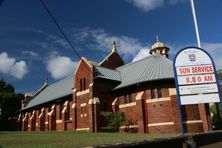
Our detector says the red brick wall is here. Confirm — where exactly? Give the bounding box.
[74,59,93,130]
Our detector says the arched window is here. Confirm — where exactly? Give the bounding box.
[80,79,82,91]
[83,77,86,90]
[151,88,155,99]
[157,88,162,98]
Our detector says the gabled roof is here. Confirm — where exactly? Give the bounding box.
[94,66,121,82]
[23,75,74,110]
[113,55,174,90]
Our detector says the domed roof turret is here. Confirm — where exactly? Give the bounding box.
[151,41,165,49]
[149,37,169,58]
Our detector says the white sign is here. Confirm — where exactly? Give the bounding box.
[180,94,220,105]
[179,84,218,95]
[174,47,220,105]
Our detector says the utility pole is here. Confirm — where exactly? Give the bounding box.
[190,0,201,48]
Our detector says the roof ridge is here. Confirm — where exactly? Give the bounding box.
[117,54,169,70]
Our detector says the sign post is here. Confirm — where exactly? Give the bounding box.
[174,47,221,134]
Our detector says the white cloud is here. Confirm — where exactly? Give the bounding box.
[0,52,28,79]
[132,48,150,62]
[126,0,164,12]
[126,0,184,12]
[72,27,147,59]
[46,53,78,79]
[202,43,222,70]
[22,50,39,57]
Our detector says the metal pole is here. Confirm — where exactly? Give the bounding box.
[190,0,201,48]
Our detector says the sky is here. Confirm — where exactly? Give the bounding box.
[0,0,222,94]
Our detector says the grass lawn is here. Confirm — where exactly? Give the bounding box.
[0,131,179,148]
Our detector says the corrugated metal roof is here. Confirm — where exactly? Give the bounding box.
[95,66,121,81]
[114,55,174,90]
[23,75,74,110]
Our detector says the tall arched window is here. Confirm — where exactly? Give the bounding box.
[83,77,86,90]
[80,79,82,91]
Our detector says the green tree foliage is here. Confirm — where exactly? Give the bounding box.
[0,79,24,131]
[210,104,222,130]
[101,112,125,132]
[218,70,222,80]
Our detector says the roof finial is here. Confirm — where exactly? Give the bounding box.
[156,35,159,42]
[112,41,117,52]
[44,76,48,86]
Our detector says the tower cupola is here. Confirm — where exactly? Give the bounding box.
[149,37,169,58]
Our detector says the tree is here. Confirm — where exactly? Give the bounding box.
[0,79,24,131]
[101,112,125,132]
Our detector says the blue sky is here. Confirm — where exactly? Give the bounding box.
[0,0,222,93]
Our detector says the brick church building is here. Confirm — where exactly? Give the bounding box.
[18,41,211,133]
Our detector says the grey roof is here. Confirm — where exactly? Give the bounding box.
[113,55,174,90]
[95,66,121,81]
[23,75,74,110]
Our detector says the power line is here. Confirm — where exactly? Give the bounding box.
[39,0,81,59]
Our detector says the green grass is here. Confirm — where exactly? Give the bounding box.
[0,131,179,148]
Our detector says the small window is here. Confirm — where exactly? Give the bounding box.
[151,88,155,99]
[80,79,82,91]
[83,77,86,90]
[158,88,162,98]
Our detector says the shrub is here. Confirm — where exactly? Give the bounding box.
[101,111,125,132]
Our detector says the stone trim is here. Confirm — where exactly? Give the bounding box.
[135,91,144,100]
[62,106,67,113]
[88,97,100,104]
[119,102,136,108]
[183,120,202,124]
[72,103,76,109]
[64,101,69,106]
[30,110,36,119]
[17,114,21,121]
[76,89,90,96]
[28,124,30,128]
[148,121,174,127]
[76,128,90,131]
[23,113,28,121]
[45,121,49,124]
[74,57,93,75]
[72,88,77,93]
[146,97,171,103]
[36,123,39,126]
[48,110,54,116]
[80,103,87,107]
[120,125,138,129]
[169,88,177,96]
[56,120,62,123]
[89,83,93,87]
[39,112,44,118]
[112,98,118,105]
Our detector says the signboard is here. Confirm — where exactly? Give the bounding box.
[174,47,220,105]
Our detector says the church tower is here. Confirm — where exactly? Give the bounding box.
[149,37,169,58]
